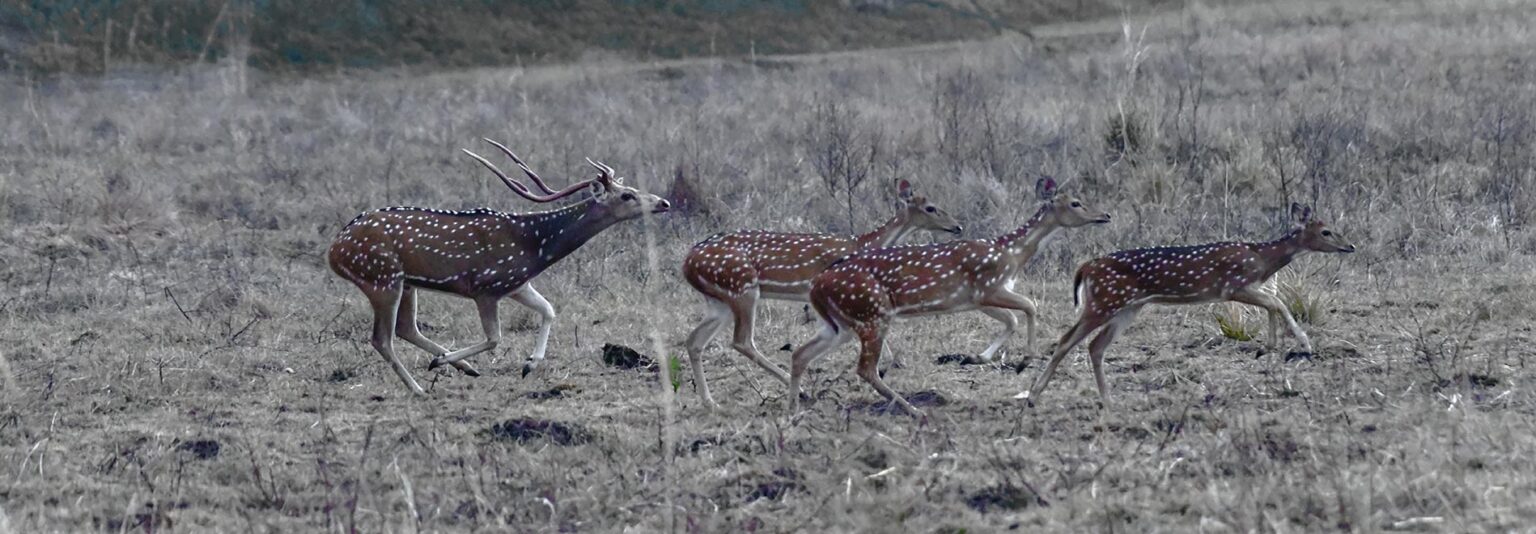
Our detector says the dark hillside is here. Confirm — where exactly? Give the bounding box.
[1,0,1199,74]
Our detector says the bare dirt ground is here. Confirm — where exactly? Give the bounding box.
[3,0,1536,531]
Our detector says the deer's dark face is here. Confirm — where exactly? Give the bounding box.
[904,195,964,235]
[1048,194,1112,227]
[592,176,670,220]
[1299,220,1355,253]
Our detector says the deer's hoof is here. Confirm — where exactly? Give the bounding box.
[1284,350,1314,362]
[427,357,446,371]
[460,367,482,378]
[521,362,536,378]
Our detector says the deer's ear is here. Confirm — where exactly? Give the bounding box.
[1036,177,1058,201]
[896,178,914,202]
[1290,202,1312,224]
[589,181,608,197]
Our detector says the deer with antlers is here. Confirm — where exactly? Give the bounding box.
[681,179,963,409]
[328,139,670,395]
[1019,203,1355,403]
[787,178,1110,417]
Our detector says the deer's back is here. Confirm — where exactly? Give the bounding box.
[1083,242,1267,303]
[330,207,524,295]
[684,231,857,295]
[817,240,1005,316]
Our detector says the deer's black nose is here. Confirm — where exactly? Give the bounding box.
[653,199,672,213]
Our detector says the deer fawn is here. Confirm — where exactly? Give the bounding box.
[328,139,670,395]
[1020,203,1355,403]
[681,179,962,409]
[789,178,1110,417]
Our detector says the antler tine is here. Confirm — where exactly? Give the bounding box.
[461,148,534,195]
[481,138,559,195]
[462,149,596,203]
[585,157,616,180]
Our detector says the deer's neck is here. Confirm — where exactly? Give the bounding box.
[995,205,1060,265]
[511,200,617,270]
[855,213,916,250]
[1249,229,1307,277]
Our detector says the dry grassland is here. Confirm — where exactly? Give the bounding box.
[2,0,1536,531]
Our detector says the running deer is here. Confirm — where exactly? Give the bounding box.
[789,178,1110,417]
[1019,203,1355,403]
[328,139,670,395]
[681,179,962,409]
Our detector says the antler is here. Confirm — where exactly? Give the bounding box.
[480,138,559,195]
[461,148,594,203]
[586,158,620,184]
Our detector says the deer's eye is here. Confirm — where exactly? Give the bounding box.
[1321,230,1333,237]
[924,206,936,213]
[1070,201,1082,208]
[621,193,635,201]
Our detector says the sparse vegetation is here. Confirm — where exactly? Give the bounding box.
[802,95,882,232]
[1274,271,1331,326]
[1,0,1534,531]
[668,355,684,392]
[1212,302,1259,342]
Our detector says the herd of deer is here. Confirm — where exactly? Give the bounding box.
[328,139,1356,418]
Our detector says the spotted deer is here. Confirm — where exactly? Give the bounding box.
[788,178,1110,417]
[328,139,670,395]
[1020,203,1355,403]
[681,179,962,409]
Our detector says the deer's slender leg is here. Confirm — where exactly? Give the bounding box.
[1025,309,1108,401]
[975,307,1017,363]
[367,283,427,395]
[727,288,791,385]
[395,287,481,377]
[1251,279,1295,351]
[1230,288,1311,352]
[507,285,556,377]
[1086,307,1139,402]
[1266,309,1283,349]
[685,298,731,409]
[853,321,921,418]
[977,290,1038,362]
[427,297,502,370]
[788,322,853,415]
